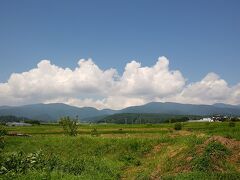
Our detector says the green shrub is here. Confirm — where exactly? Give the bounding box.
[59,116,78,136]
[205,141,230,156]
[174,122,182,130]
[0,150,121,179]
[0,150,59,176]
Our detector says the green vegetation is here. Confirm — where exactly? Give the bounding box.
[90,128,99,136]
[174,122,182,130]
[0,125,7,150]
[59,116,78,136]
[192,141,230,172]
[0,125,7,136]
[229,121,236,127]
[0,122,240,179]
[183,122,240,140]
[100,113,202,124]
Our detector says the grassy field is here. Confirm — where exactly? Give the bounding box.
[1,122,240,179]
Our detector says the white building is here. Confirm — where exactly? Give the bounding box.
[188,118,213,122]
[6,122,32,126]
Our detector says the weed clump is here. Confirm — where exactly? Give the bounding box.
[193,141,230,172]
[174,122,182,130]
[0,150,59,176]
[0,151,120,179]
[119,153,141,166]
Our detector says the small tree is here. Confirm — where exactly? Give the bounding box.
[59,116,78,136]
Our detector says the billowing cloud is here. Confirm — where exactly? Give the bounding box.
[0,57,239,109]
[168,73,231,104]
[114,57,185,98]
[0,59,117,107]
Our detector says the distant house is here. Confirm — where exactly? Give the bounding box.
[212,115,225,122]
[6,122,32,126]
[201,118,214,122]
[188,118,213,122]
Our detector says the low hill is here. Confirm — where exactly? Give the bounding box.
[99,113,202,124]
[0,103,115,122]
[0,102,240,122]
[120,102,240,116]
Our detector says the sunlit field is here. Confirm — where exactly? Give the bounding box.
[1,122,240,179]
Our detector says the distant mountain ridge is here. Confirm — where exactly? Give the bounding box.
[213,103,240,109]
[119,102,240,115]
[0,103,115,122]
[0,102,240,122]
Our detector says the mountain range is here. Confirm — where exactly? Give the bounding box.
[0,102,240,122]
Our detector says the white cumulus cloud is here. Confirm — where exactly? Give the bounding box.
[0,56,239,109]
[0,59,117,107]
[114,57,186,98]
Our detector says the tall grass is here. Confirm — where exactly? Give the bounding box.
[1,122,240,179]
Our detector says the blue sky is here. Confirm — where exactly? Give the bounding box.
[0,0,240,108]
[0,0,239,85]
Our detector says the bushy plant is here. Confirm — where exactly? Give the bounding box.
[59,116,78,136]
[174,122,182,130]
[0,150,59,176]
